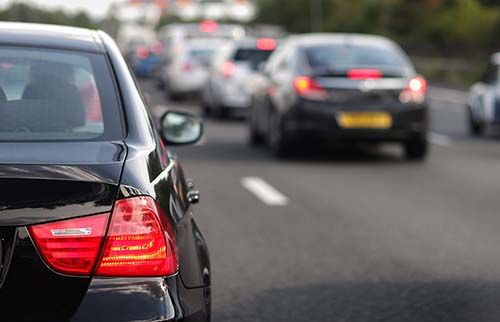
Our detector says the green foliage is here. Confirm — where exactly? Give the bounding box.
[0,3,97,29]
[254,0,500,58]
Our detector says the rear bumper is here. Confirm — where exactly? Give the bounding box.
[168,72,208,94]
[0,228,208,322]
[282,100,429,142]
[213,79,251,109]
[71,275,210,322]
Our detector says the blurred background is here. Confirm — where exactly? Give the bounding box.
[1,0,499,85]
[3,1,500,322]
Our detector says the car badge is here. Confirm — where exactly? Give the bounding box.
[360,79,376,92]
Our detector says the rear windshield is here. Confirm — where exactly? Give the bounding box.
[189,48,216,66]
[233,48,274,69]
[0,47,122,141]
[304,44,408,71]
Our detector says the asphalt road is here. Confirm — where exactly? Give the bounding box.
[141,80,500,322]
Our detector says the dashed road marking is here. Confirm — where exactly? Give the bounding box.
[241,177,289,206]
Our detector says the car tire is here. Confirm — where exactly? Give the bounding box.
[468,106,483,136]
[212,106,226,120]
[164,83,181,102]
[249,126,265,146]
[201,102,211,117]
[248,110,264,146]
[268,112,292,158]
[404,138,428,161]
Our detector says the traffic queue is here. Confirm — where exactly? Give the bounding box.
[127,20,433,161]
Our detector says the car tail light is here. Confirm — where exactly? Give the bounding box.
[293,76,328,100]
[256,38,277,51]
[399,76,427,104]
[136,46,150,60]
[221,61,236,77]
[95,197,178,277]
[29,213,109,276]
[29,196,178,277]
[199,20,218,33]
[347,69,383,80]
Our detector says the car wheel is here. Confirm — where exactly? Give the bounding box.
[212,106,226,120]
[201,102,211,117]
[249,125,265,146]
[404,138,428,161]
[268,112,291,158]
[468,106,483,136]
[248,109,264,146]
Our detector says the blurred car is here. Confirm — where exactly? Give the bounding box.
[201,37,277,118]
[158,21,245,99]
[116,25,162,78]
[468,52,500,135]
[160,38,224,100]
[0,22,211,322]
[249,33,429,160]
[130,41,163,78]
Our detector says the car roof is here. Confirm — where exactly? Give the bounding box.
[0,22,104,53]
[286,33,399,49]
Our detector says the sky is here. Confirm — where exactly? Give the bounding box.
[3,0,116,18]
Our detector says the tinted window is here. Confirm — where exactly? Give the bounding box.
[233,48,274,69]
[189,48,216,66]
[304,44,408,70]
[0,47,122,141]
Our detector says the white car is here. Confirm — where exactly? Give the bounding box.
[160,39,226,100]
[201,38,277,118]
[468,52,500,135]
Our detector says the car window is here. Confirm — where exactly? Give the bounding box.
[189,48,216,66]
[0,47,122,141]
[304,43,408,70]
[232,48,274,69]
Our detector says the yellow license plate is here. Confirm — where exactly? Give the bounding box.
[338,112,392,129]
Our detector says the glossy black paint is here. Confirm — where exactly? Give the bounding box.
[249,34,429,153]
[0,24,210,322]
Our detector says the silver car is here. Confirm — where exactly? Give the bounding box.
[201,38,277,118]
[468,52,500,135]
[160,39,224,100]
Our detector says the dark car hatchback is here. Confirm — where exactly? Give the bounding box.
[0,23,210,322]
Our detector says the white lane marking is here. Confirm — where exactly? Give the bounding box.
[428,87,468,105]
[241,177,289,206]
[429,132,452,147]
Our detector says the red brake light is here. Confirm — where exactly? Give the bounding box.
[256,38,277,51]
[400,76,427,104]
[29,214,109,276]
[95,197,178,277]
[221,61,236,77]
[199,20,218,33]
[293,76,328,100]
[136,46,150,60]
[347,69,383,80]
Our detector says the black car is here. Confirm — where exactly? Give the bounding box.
[0,23,210,322]
[248,33,429,160]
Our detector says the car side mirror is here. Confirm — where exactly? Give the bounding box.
[160,111,203,145]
